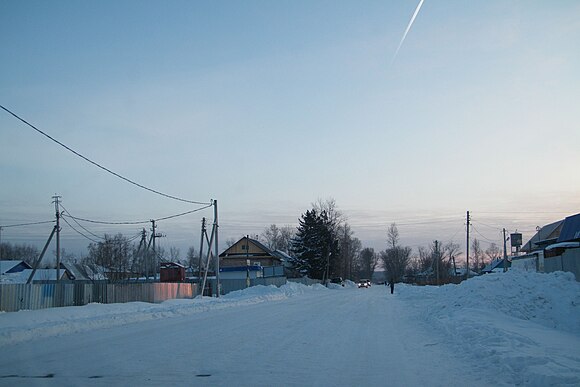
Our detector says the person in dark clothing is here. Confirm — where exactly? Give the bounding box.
[389,280,394,294]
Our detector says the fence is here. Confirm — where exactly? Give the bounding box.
[544,249,580,280]
[0,276,297,312]
[0,281,197,312]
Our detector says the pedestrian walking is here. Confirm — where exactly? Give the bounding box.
[390,280,394,294]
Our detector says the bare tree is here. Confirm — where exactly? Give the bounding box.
[471,238,483,273]
[485,243,501,264]
[359,247,378,280]
[386,223,399,249]
[261,224,295,253]
[416,246,433,273]
[312,197,344,235]
[169,247,181,262]
[337,222,361,280]
[381,223,411,283]
[444,241,461,276]
[225,238,237,248]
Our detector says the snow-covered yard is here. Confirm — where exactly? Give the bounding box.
[0,270,578,386]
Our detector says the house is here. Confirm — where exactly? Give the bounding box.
[519,213,580,280]
[58,262,108,281]
[219,265,264,280]
[0,260,32,274]
[219,237,283,268]
[481,258,509,274]
[521,220,564,253]
[0,268,72,284]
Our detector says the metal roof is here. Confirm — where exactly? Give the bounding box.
[521,220,564,252]
[557,213,580,242]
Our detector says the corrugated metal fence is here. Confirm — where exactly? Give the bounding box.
[0,282,197,312]
[0,277,292,312]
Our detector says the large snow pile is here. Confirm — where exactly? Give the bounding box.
[399,270,580,386]
[402,269,580,334]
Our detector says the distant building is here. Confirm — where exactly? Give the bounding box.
[160,262,186,282]
[219,236,284,268]
[0,260,32,275]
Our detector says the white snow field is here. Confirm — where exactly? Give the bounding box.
[0,270,579,386]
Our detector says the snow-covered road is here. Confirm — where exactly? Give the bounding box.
[1,271,579,386]
[0,286,474,386]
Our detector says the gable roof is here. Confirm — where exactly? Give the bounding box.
[557,213,580,243]
[219,237,281,262]
[0,260,32,274]
[521,220,564,253]
[0,269,70,283]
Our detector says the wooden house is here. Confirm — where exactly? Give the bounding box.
[219,237,283,268]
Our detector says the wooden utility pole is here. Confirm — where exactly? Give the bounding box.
[53,195,62,282]
[435,240,440,286]
[198,218,206,281]
[214,200,220,297]
[503,228,508,272]
[466,211,470,280]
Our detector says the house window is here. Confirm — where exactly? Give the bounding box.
[242,245,247,250]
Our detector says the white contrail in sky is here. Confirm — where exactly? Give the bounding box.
[392,0,425,63]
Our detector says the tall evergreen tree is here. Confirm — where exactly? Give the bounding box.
[291,209,338,280]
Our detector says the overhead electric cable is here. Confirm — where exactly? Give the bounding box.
[60,204,105,240]
[154,204,213,222]
[0,104,211,205]
[60,216,100,243]
[62,203,213,225]
[1,220,55,228]
[62,214,149,226]
[471,225,500,244]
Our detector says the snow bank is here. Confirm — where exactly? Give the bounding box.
[0,282,326,346]
[399,270,580,386]
[402,270,580,334]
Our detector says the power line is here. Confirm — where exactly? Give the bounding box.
[0,104,211,205]
[0,220,55,228]
[154,204,214,222]
[60,216,101,243]
[63,215,149,226]
[59,204,105,241]
[471,225,500,244]
[61,203,213,225]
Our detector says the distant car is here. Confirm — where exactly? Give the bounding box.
[329,277,344,286]
[358,279,371,288]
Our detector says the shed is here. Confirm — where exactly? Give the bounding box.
[160,262,185,282]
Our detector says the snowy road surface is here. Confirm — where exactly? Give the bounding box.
[1,271,579,386]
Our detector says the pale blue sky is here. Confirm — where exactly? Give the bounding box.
[1,1,579,259]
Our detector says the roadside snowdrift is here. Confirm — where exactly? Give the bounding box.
[399,270,580,386]
[0,282,326,346]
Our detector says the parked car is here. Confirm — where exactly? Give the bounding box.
[358,279,371,288]
[329,277,344,286]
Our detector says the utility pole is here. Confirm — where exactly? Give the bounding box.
[214,200,220,297]
[198,218,206,282]
[150,220,165,280]
[466,210,470,280]
[53,195,62,282]
[503,228,508,273]
[435,240,440,286]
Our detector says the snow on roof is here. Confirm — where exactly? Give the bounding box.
[557,213,580,242]
[0,269,62,284]
[0,260,31,274]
